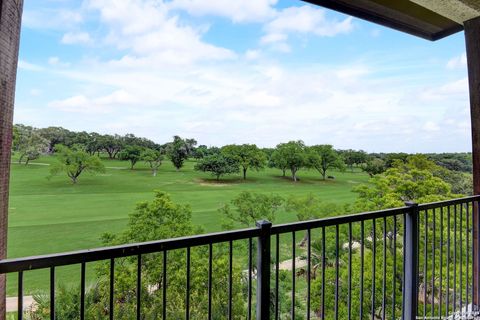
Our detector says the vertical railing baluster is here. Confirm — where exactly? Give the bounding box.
[292,232,296,320]
[474,200,479,315]
[454,204,457,312]
[275,234,279,320]
[307,229,311,320]
[417,213,420,316]
[472,200,477,316]
[335,225,339,320]
[208,243,212,320]
[439,207,444,318]
[247,238,252,320]
[50,266,55,320]
[321,226,326,320]
[392,215,397,320]
[360,220,364,320]
[137,254,142,320]
[80,262,86,320]
[18,271,23,320]
[348,223,352,320]
[186,247,190,320]
[403,202,419,320]
[248,238,253,320]
[256,220,271,320]
[424,210,428,318]
[467,202,470,315]
[446,206,451,317]
[402,214,406,320]
[372,219,376,320]
[228,240,233,320]
[163,251,167,320]
[432,208,436,317]
[382,217,386,320]
[110,258,114,320]
[460,203,464,313]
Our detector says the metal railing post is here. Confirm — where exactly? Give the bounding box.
[403,202,419,320]
[256,220,272,320]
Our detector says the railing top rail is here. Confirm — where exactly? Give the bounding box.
[271,206,408,235]
[416,195,480,210]
[0,227,260,273]
[1,195,478,274]
[271,195,480,234]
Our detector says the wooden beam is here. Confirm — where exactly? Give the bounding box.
[465,16,480,308]
[0,0,23,317]
[303,0,463,41]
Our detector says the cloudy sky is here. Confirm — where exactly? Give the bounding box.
[15,0,471,152]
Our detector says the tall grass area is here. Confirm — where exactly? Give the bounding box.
[6,155,369,295]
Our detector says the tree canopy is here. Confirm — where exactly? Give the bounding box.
[353,155,456,211]
[272,141,308,182]
[49,145,105,184]
[221,144,266,180]
[142,149,164,176]
[166,136,189,171]
[13,125,49,165]
[220,191,284,229]
[118,145,144,169]
[194,153,239,181]
[308,145,345,180]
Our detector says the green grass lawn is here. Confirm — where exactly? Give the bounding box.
[6,156,369,295]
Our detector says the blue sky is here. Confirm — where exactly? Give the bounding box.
[15,0,471,152]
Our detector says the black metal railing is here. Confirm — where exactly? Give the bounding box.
[1,196,479,319]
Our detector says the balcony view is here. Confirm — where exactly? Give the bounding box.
[0,1,480,319]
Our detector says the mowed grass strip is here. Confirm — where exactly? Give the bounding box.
[7,156,369,294]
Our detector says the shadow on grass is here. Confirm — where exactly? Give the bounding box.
[271,175,341,185]
[195,177,259,185]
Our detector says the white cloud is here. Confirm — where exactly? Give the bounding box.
[447,53,467,70]
[48,56,70,67]
[420,78,468,101]
[423,121,440,132]
[168,0,277,23]
[18,60,45,72]
[84,0,236,64]
[23,8,83,30]
[29,89,42,97]
[261,5,353,49]
[260,33,287,44]
[61,32,92,45]
[244,49,261,60]
[48,90,137,114]
[14,1,472,152]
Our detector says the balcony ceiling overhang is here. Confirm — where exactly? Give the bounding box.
[303,0,480,40]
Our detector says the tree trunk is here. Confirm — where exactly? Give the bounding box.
[0,1,23,317]
[152,169,157,177]
[282,169,286,177]
[291,168,297,182]
[243,167,247,180]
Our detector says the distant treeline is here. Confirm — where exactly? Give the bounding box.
[12,124,472,181]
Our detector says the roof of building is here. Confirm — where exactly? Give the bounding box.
[304,0,480,40]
